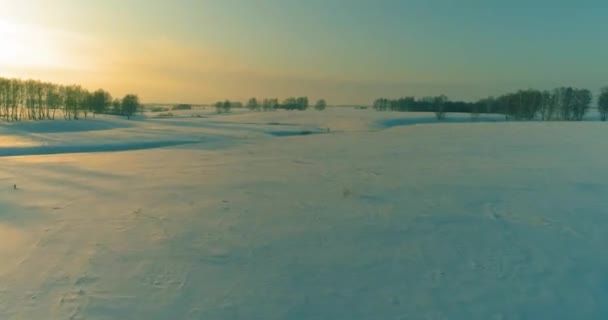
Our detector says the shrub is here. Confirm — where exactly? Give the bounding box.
[172,104,192,110]
[215,100,232,113]
[150,107,169,112]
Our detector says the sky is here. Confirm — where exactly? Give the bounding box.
[0,0,607,104]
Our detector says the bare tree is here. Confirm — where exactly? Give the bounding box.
[261,98,278,111]
[0,77,141,122]
[46,83,62,120]
[215,101,223,113]
[296,97,309,110]
[121,94,140,120]
[599,87,608,121]
[314,99,327,111]
[433,95,448,120]
[247,98,259,111]
[222,100,231,113]
[89,89,112,117]
[572,89,592,121]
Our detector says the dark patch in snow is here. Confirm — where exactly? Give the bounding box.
[267,130,326,137]
[3,118,134,133]
[377,115,504,129]
[0,140,201,157]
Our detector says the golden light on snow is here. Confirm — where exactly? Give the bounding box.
[0,224,29,271]
[0,136,39,148]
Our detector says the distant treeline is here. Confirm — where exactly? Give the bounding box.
[215,97,327,113]
[0,77,142,121]
[374,87,608,121]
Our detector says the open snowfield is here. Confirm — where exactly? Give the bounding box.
[1,107,607,319]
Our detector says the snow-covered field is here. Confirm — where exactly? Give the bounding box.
[1,107,607,319]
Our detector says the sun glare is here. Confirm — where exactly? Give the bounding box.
[0,19,70,69]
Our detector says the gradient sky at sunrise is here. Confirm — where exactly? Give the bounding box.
[1,0,607,104]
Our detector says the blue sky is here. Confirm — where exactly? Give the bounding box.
[1,0,607,104]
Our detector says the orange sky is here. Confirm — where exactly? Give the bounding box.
[2,1,606,104]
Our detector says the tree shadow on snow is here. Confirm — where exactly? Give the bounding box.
[3,118,135,134]
[377,114,504,129]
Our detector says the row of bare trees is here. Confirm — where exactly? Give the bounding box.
[0,77,140,121]
[488,87,593,121]
[374,87,608,121]
[245,97,327,112]
[214,97,327,114]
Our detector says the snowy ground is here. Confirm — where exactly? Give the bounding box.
[1,108,608,319]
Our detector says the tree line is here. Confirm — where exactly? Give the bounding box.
[0,77,141,121]
[215,97,327,113]
[374,87,608,121]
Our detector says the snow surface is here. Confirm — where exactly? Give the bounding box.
[1,108,608,319]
